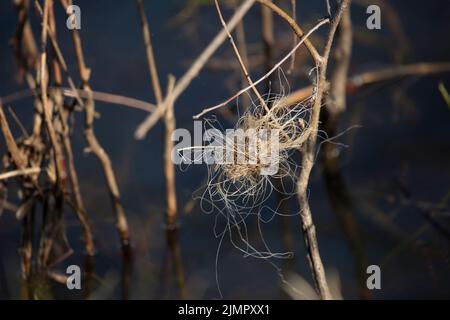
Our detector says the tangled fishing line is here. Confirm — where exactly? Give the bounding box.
[177,70,321,292]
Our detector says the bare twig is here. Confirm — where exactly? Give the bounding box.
[261,0,275,95]
[296,0,351,300]
[47,0,95,255]
[0,103,27,169]
[287,0,297,74]
[7,106,29,137]
[327,0,352,115]
[136,0,179,227]
[136,0,163,105]
[214,0,269,112]
[354,0,411,62]
[193,18,329,119]
[135,0,256,139]
[0,168,41,181]
[35,0,84,107]
[37,0,66,189]
[439,82,450,108]
[278,62,450,108]
[277,83,330,108]
[60,0,130,248]
[164,76,178,227]
[325,0,332,17]
[256,0,322,64]
[348,62,450,87]
[2,87,156,112]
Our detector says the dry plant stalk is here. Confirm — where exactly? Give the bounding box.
[60,0,130,247]
[2,87,156,112]
[164,76,178,227]
[233,0,251,110]
[135,0,257,139]
[198,94,313,220]
[136,0,178,227]
[328,1,353,116]
[38,0,65,190]
[295,0,352,300]
[136,0,163,105]
[31,0,96,256]
[278,62,450,108]
[261,0,275,95]
[48,0,94,255]
[256,0,322,64]
[193,18,329,119]
[288,0,297,74]
[214,0,269,112]
[194,0,351,300]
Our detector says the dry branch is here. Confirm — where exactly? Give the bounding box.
[256,0,322,64]
[0,168,40,181]
[261,0,275,95]
[296,0,352,300]
[214,0,269,112]
[60,0,130,248]
[279,62,450,108]
[135,0,257,139]
[37,0,66,190]
[287,0,297,74]
[136,0,163,106]
[193,18,329,119]
[164,76,178,227]
[136,0,179,227]
[2,88,156,112]
[327,2,352,115]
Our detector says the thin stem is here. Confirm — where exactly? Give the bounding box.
[193,18,329,119]
[0,168,40,181]
[136,0,179,227]
[287,0,297,74]
[327,1,352,115]
[261,0,275,96]
[2,87,156,112]
[164,76,178,227]
[37,0,66,189]
[214,0,269,112]
[136,0,163,105]
[296,0,351,300]
[135,0,257,139]
[256,0,322,65]
[60,0,130,248]
[35,0,84,107]
[234,4,251,110]
[48,0,95,256]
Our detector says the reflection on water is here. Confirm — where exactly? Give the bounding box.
[0,0,450,299]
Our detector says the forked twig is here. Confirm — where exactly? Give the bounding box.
[214,0,269,112]
[135,0,257,139]
[164,76,178,227]
[136,0,179,227]
[60,0,130,248]
[37,0,66,189]
[193,18,329,119]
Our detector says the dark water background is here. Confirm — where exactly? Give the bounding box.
[0,0,450,299]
